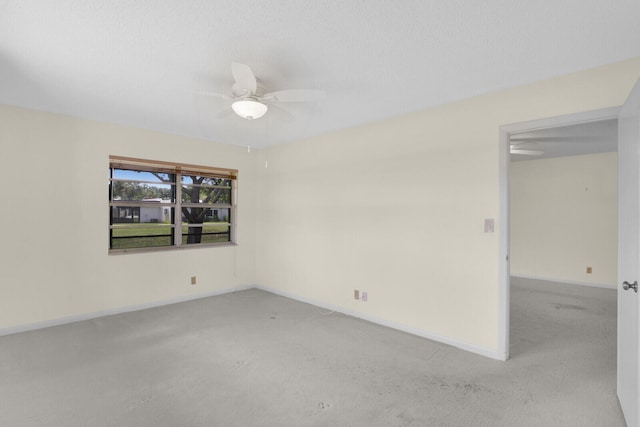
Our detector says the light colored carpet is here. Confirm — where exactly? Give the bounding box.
[0,278,623,426]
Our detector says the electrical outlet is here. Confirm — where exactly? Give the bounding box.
[191,276,197,285]
[361,292,368,302]
[586,267,592,274]
[354,290,359,300]
[484,218,495,233]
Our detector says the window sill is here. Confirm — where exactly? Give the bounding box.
[108,242,237,256]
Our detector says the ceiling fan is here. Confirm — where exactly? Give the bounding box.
[510,146,544,156]
[203,62,326,120]
[510,140,544,156]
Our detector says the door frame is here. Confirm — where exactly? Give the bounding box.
[497,106,621,360]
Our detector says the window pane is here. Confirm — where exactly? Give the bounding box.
[111,181,174,201]
[110,224,174,249]
[139,205,173,224]
[180,175,231,187]
[181,223,230,245]
[181,207,230,224]
[181,185,231,205]
[203,208,230,223]
[112,169,172,183]
[111,206,140,223]
[111,206,174,224]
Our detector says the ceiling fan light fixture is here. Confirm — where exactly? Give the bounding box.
[232,98,268,120]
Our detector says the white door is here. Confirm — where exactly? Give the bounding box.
[618,78,640,427]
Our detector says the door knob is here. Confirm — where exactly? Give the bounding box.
[623,281,638,293]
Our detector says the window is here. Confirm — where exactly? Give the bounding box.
[109,156,237,252]
[113,207,140,223]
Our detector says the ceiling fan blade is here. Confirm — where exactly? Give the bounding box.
[510,136,598,143]
[510,149,544,156]
[268,103,295,122]
[231,62,257,96]
[510,140,538,146]
[262,89,326,103]
[197,91,233,100]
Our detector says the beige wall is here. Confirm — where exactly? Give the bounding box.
[0,106,259,331]
[255,58,640,357]
[510,152,618,288]
[2,58,639,357]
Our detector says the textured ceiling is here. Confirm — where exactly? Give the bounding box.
[1,1,640,148]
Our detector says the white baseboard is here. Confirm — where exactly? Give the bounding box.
[510,274,616,290]
[254,284,507,361]
[1,284,507,361]
[0,285,253,337]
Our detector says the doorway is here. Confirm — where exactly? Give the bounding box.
[497,106,621,360]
